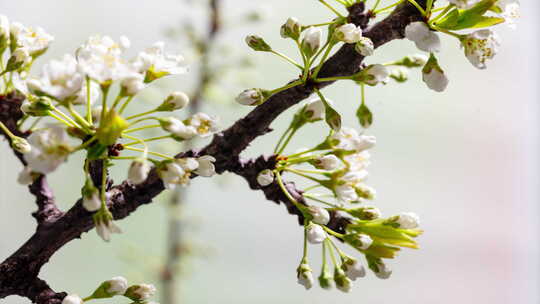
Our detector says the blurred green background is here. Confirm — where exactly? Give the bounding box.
[0,0,538,303]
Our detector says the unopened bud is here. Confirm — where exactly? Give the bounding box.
[245,35,272,52]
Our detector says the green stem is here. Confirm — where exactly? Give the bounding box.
[122,134,148,158]
[276,128,298,155]
[429,4,454,25]
[431,24,462,39]
[73,136,98,152]
[302,221,309,261]
[124,146,174,160]
[312,41,336,79]
[286,147,320,159]
[275,170,308,216]
[111,94,124,110]
[0,121,16,139]
[319,0,344,17]
[273,126,293,154]
[284,168,325,184]
[270,50,303,70]
[129,116,160,126]
[323,225,345,239]
[67,102,92,130]
[100,85,110,126]
[85,77,93,124]
[407,0,426,16]
[314,75,353,82]
[123,135,172,146]
[325,238,340,268]
[118,96,135,115]
[47,111,76,128]
[52,107,80,128]
[123,124,161,134]
[303,193,338,208]
[126,109,158,121]
[268,80,303,97]
[374,0,404,14]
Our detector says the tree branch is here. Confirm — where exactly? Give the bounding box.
[0,2,425,303]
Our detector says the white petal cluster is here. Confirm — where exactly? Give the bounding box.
[96,219,122,242]
[106,276,128,295]
[24,125,71,174]
[461,29,500,69]
[314,154,340,171]
[130,284,156,301]
[158,156,214,189]
[374,261,392,279]
[331,127,376,152]
[132,41,187,79]
[342,259,366,281]
[17,167,34,185]
[195,155,216,177]
[128,159,151,185]
[335,23,362,44]
[83,189,101,212]
[499,0,520,29]
[10,21,54,55]
[301,27,322,55]
[297,264,314,290]
[405,22,440,53]
[187,113,219,138]
[422,67,449,92]
[236,88,264,106]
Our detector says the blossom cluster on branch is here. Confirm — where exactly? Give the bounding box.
[0,0,518,303]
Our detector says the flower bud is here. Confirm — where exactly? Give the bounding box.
[390,67,409,83]
[306,223,326,244]
[341,257,366,281]
[128,158,151,184]
[245,35,272,52]
[422,53,448,92]
[120,73,145,96]
[296,262,314,290]
[395,212,420,229]
[17,167,34,185]
[235,88,266,106]
[334,268,352,293]
[82,180,101,212]
[307,206,330,225]
[301,27,322,58]
[158,117,197,140]
[195,155,216,177]
[256,169,274,187]
[280,17,301,40]
[124,284,156,301]
[347,206,381,220]
[368,257,392,279]
[5,47,30,72]
[405,21,440,53]
[61,294,83,304]
[334,23,362,44]
[11,136,31,154]
[88,276,128,299]
[313,154,340,171]
[21,97,54,116]
[318,270,334,290]
[356,64,389,86]
[395,54,427,67]
[0,15,9,54]
[157,91,190,111]
[343,233,373,251]
[355,37,374,56]
[302,98,325,121]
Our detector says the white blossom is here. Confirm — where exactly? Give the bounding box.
[396,212,420,229]
[17,167,34,185]
[335,183,358,203]
[374,262,392,279]
[24,125,71,174]
[73,79,100,105]
[342,259,366,281]
[363,64,389,85]
[280,17,301,39]
[460,29,500,69]
[422,67,449,92]
[132,41,186,80]
[158,161,187,189]
[159,117,197,140]
[355,37,374,56]
[297,264,314,290]
[129,284,156,301]
[405,22,440,53]
[26,54,84,102]
[195,155,216,177]
[314,154,340,171]
[187,113,219,137]
[499,0,519,29]
[10,23,53,55]
[306,224,326,244]
[61,294,83,304]
[335,23,362,44]
[106,276,128,295]
[331,127,376,152]
[161,91,190,110]
[301,27,322,55]
[257,169,274,187]
[128,159,151,184]
[344,150,371,172]
[307,206,330,225]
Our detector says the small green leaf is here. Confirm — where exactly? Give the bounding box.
[434,8,460,29]
[454,16,505,30]
[356,103,373,128]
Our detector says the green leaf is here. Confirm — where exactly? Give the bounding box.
[436,0,501,30]
[435,8,460,29]
[453,16,505,30]
[356,103,373,128]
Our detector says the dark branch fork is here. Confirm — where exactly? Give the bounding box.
[0,2,424,303]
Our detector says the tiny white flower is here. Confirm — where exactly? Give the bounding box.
[331,127,376,152]
[422,67,449,92]
[405,22,440,53]
[106,276,128,295]
[306,224,326,244]
[335,272,352,293]
[83,190,101,212]
[335,184,358,203]
[128,159,151,184]
[280,17,301,39]
[374,262,392,279]
[17,167,34,185]
[342,259,366,281]
[257,169,274,187]
[355,37,374,56]
[314,154,340,171]
[178,157,199,172]
[235,88,264,106]
[195,155,216,177]
[61,294,83,304]
[187,113,219,137]
[460,29,500,69]
[158,161,186,189]
[159,117,197,140]
[308,206,330,225]
[133,41,187,81]
[11,23,54,55]
[131,284,156,301]
[335,23,363,44]
[396,212,420,229]
[500,0,519,29]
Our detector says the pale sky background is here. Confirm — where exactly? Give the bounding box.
[0,1,538,304]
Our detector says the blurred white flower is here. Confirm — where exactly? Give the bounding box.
[405,22,440,53]
[306,224,326,244]
[335,23,362,44]
[24,125,71,174]
[195,155,216,177]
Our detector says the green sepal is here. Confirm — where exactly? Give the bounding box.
[322,100,341,131]
[356,103,373,128]
[86,143,108,160]
[96,109,129,146]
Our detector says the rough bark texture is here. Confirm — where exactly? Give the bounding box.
[0,2,425,303]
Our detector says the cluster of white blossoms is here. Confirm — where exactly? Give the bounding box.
[254,94,422,292]
[0,15,220,242]
[404,0,519,91]
[62,276,159,304]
